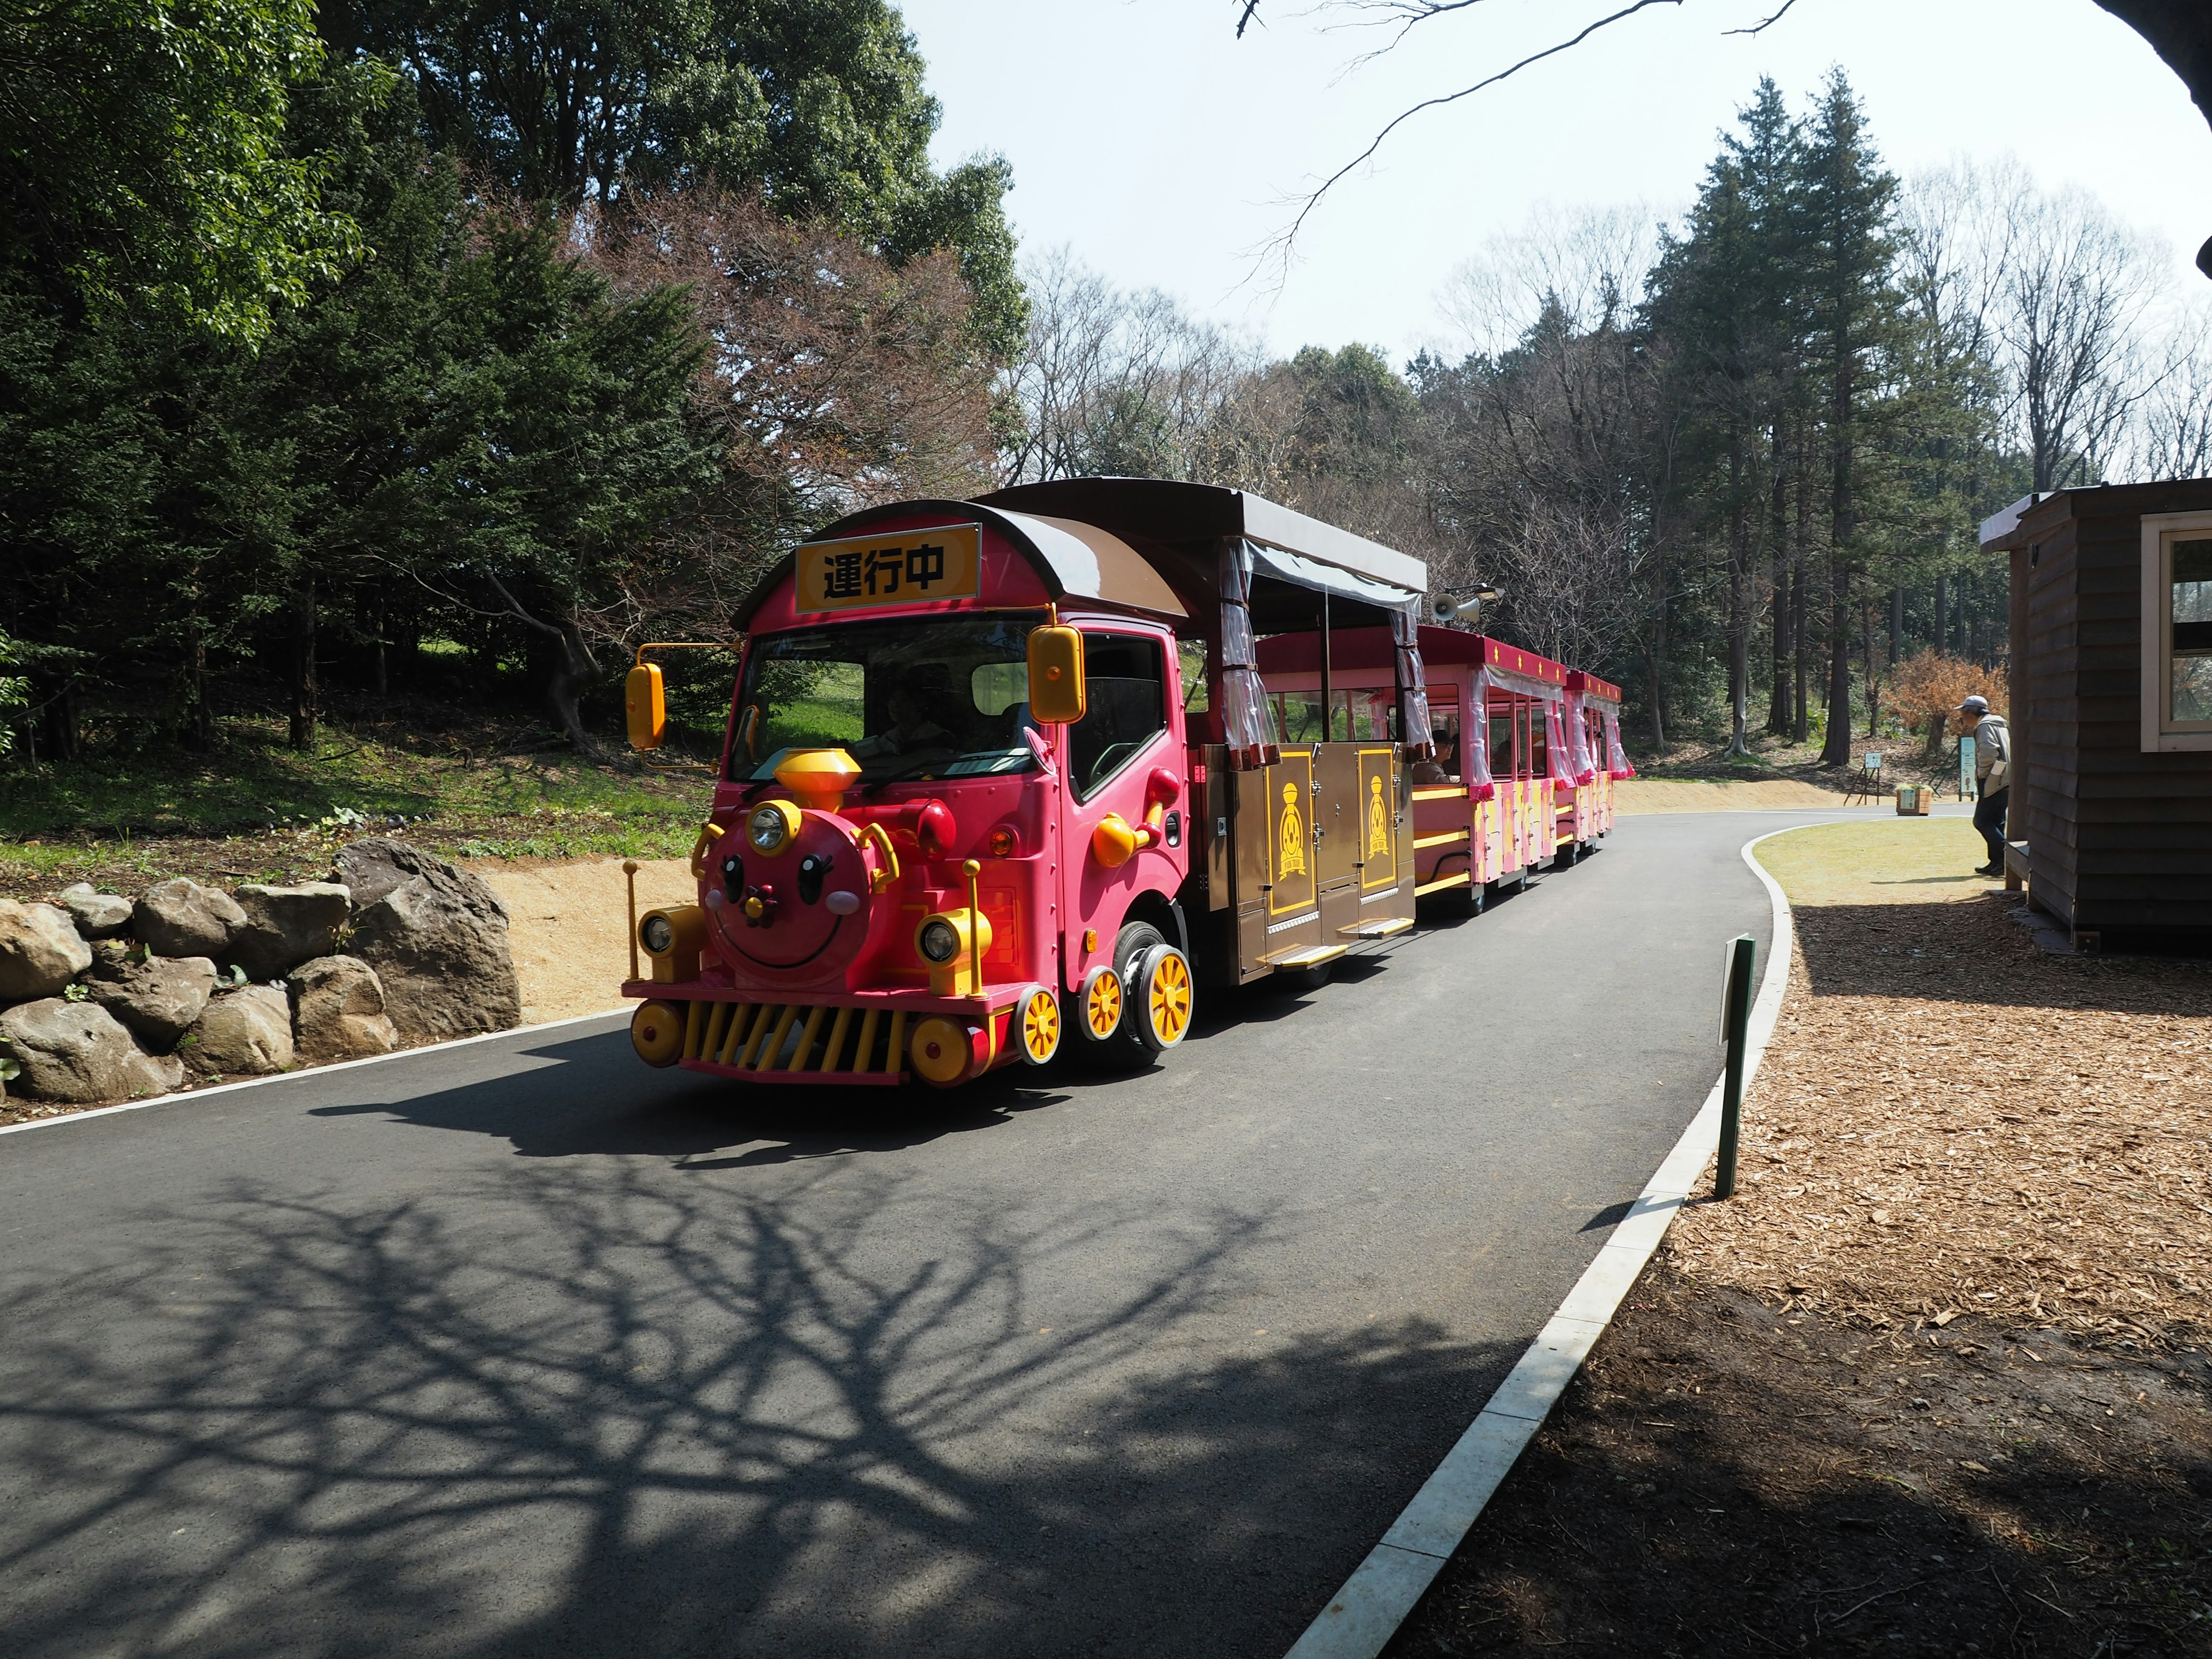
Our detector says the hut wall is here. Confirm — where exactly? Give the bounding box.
[2011,480,2212,938]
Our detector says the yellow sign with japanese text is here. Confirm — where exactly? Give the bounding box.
[796,524,983,613]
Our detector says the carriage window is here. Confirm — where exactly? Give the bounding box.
[1428,692,1461,777]
[1178,639,1210,714]
[1331,688,1393,741]
[1528,705,1548,776]
[1277,690,1327,744]
[1490,711,1514,776]
[1069,632,1166,800]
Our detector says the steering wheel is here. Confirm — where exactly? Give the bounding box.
[1085,741,1142,789]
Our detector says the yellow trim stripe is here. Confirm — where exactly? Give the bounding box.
[1412,830,1468,849]
[1415,872,1472,895]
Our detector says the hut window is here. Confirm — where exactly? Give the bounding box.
[2169,538,2212,726]
[2143,514,2212,751]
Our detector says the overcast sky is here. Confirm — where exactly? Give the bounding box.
[899,0,2212,361]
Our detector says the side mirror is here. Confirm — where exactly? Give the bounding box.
[1026,624,1086,725]
[626,663,666,750]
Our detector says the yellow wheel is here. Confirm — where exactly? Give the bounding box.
[1016,984,1061,1067]
[1137,944,1193,1052]
[1078,965,1123,1041]
[631,1000,685,1067]
[909,1015,974,1086]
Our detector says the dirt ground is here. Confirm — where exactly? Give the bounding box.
[1388,822,2212,1657]
[469,856,694,1024]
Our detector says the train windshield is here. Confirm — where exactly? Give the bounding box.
[729,613,1044,784]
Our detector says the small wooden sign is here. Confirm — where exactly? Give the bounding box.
[796,524,982,613]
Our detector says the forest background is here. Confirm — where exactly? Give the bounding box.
[5,0,2210,799]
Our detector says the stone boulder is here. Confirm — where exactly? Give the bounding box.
[287,955,400,1063]
[0,900,94,1002]
[89,953,217,1048]
[181,984,294,1077]
[0,998,183,1103]
[342,841,518,1043]
[132,878,247,961]
[57,883,134,940]
[230,882,351,981]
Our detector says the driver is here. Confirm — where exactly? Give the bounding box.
[853,663,956,759]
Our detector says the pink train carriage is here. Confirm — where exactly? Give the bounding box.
[1253,627,1625,912]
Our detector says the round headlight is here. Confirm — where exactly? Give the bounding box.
[748,802,793,854]
[918,918,961,964]
[640,914,675,955]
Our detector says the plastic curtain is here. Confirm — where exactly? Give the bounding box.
[1563,694,1596,785]
[1219,540,1279,769]
[1601,706,1634,778]
[1545,697,1571,782]
[1464,666,1495,798]
[1391,603,1435,760]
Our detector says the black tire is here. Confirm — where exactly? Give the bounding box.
[1092,921,1165,1072]
[1430,866,1482,917]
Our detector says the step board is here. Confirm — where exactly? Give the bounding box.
[1266,942,1349,970]
[1338,915,1415,940]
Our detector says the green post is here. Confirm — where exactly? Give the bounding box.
[1715,933,1757,1200]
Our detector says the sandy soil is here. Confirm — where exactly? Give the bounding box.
[469,857,695,1025]
[1387,821,2212,1657]
[1613,777,1857,813]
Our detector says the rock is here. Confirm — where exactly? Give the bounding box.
[89,953,218,1048]
[0,998,183,1103]
[347,851,518,1044]
[181,984,294,1076]
[338,838,509,920]
[287,955,400,1063]
[0,900,94,1002]
[132,878,247,960]
[57,883,134,940]
[229,882,351,980]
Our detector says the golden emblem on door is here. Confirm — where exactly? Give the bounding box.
[1366,775,1389,858]
[1278,782,1307,879]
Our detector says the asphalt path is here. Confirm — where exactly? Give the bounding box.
[0,809,1854,1659]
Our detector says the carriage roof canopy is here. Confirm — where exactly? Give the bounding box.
[978,478,1427,630]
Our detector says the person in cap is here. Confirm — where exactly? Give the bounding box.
[1962,695,2011,876]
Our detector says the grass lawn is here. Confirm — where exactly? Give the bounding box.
[1753,816,1999,907]
[0,710,718,898]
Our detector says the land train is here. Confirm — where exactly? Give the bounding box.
[618,479,1634,1089]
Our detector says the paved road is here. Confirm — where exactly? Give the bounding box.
[0,810,1845,1659]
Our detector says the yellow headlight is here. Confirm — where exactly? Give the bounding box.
[746,798,801,857]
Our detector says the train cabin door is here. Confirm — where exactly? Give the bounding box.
[1487,692,1520,881]
[1225,685,1323,975]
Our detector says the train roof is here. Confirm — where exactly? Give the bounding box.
[745,480,1429,635]
[1253,625,1570,687]
[1565,669,1623,704]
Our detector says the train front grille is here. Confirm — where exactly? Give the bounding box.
[681,1001,909,1077]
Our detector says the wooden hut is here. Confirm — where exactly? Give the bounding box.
[1981,479,2212,951]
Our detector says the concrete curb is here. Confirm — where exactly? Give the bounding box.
[1281,829,1798,1659]
[0,1007,629,1139]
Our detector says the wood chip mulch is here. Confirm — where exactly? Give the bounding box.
[1675,897,2212,1353]
[1387,895,2212,1657]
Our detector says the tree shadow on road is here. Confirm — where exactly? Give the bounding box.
[0,1162,1516,1659]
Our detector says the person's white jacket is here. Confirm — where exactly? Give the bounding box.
[1975,713,2011,794]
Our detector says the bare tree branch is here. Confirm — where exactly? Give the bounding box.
[1245,0,1684,282]
[1722,0,1798,35]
